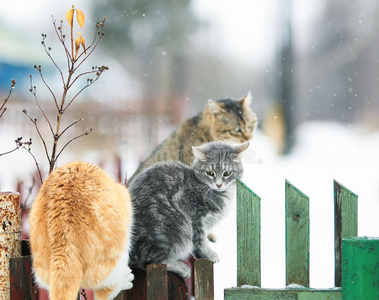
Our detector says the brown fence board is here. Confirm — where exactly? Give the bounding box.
[9,256,33,300]
[194,259,214,300]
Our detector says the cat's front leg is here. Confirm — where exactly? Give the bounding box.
[193,228,220,263]
[163,260,191,278]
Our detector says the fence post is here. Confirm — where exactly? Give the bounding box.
[194,259,214,300]
[334,180,358,287]
[342,237,379,299]
[285,180,309,287]
[147,264,168,300]
[0,192,21,300]
[236,179,261,287]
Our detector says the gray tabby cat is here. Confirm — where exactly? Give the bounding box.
[128,141,249,277]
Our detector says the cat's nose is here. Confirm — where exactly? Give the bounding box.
[216,184,222,188]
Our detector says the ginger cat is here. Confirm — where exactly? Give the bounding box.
[29,161,134,300]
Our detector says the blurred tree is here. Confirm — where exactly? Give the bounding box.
[297,0,379,128]
[272,0,295,155]
[92,0,202,144]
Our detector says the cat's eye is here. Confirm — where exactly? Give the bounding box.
[234,127,242,133]
[223,171,232,177]
[206,170,215,177]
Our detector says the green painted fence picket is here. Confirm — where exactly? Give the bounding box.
[225,179,359,300]
[236,179,261,287]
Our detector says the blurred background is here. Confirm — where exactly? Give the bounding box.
[1,0,379,299]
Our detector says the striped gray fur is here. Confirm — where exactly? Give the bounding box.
[128,141,249,278]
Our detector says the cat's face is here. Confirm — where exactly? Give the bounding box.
[192,141,249,192]
[205,93,257,144]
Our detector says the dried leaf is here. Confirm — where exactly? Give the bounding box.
[66,7,74,27]
[76,9,85,28]
[75,33,82,58]
[81,37,86,56]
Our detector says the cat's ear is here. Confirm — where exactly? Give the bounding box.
[192,145,207,161]
[238,92,252,108]
[233,142,250,162]
[208,99,224,114]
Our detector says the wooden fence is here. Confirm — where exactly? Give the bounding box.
[1,191,214,300]
[225,179,379,300]
[7,247,214,300]
[3,180,378,299]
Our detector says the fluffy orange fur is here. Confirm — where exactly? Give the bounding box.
[29,161,133,300]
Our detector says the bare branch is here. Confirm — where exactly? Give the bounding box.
[22,110,51,164]
[0,136,31,157]
[41,33,66,86]
[74,21,106,71]
[0,79,16,119]
[35,65,59,110]
[55,128,92,161]
[21,175,36,213]
[63,66,108,112]
[22,145,43,185]
[52,17,72,70]
[29,75,55,135]
[0,146,19,157]
[67,70,95,89]
[58,118,83,139]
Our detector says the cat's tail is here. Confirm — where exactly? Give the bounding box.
[48,251,83,300]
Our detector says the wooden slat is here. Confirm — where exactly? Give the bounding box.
[285,180,309,287]
[194,259,214,300]
[236,179,261,287]
[9,256,33,300]
[298,290,342,300]
[124,268,148,300]
[224,287,342,300]
[147,264,168,300]
[334,180,358,287]
[342,237,379,299]
[124,267,186,300]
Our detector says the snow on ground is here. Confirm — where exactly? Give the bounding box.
[1,121,378,299]
[212,121,379,299]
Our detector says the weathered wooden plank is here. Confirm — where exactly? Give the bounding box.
[225,287,342,300]
[147,264,168,300]
[9,256,33,300]
[194,259,214,300]
[334,180,358,287]
[297,290,342,300]
[124,267,186,300]
[0,192,21,300]
[285,180,309,287]
[166,271,187,300]
[225,287,298,300]
[236,178,261,287]
[124,268,147,300]
[342,237,379,300]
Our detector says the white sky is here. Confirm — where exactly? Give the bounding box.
[192,0,278,66]
[0,0,321,67]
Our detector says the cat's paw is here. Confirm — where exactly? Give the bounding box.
[204,250,219,263]
[167,261,191,278]
[122,267,134,290]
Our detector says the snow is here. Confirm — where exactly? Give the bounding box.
[211,121,379,299]
[1,121,378,299]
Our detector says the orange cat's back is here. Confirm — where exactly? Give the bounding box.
[30,161,133,300]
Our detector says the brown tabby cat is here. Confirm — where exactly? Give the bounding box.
[129,92,257,183]
[29,161,134,300]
